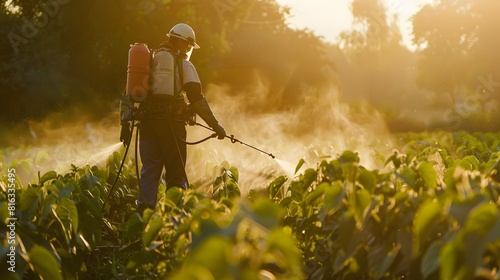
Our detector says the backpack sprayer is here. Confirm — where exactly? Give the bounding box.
[103,43,150,211]
[103,43,274,211]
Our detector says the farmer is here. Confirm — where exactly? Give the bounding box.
[120,23,226,214]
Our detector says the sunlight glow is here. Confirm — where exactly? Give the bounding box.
[4,0,20,14]
[275,0,434,50]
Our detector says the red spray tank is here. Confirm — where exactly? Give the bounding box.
[126,43,151,103]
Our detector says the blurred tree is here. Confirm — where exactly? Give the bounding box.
[1,0,70,122]
[344,0,392,51]
[413,0,500,110]
[336,0,429,129]
[0,0,246,123]
[413,0,476,96]
[214,0,336,111]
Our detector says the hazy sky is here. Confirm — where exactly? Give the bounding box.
[275,0,434,49]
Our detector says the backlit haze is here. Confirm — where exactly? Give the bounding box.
[275,0,434,50]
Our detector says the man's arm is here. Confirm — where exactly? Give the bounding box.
[184,82,226,139]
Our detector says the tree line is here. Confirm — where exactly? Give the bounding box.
[0,0,331,124]
[1,0,499,131]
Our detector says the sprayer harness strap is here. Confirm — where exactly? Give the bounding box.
[173,51,184,99]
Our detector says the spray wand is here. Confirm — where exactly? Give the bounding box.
[194,122,275,159]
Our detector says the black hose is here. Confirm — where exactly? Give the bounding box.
[181,133,217,145]
[135,124,147,206]
[102,121,135,212]
[168,117,191,188]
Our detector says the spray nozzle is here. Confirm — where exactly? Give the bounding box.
[196,123,275,159]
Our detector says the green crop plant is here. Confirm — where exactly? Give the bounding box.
[1,132,500,279]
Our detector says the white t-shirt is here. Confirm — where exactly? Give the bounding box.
[182,59,201,85]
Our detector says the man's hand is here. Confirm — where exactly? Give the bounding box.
[120,123,131,146]
[213,123,226,140]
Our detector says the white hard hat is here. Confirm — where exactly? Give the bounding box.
[167,23,200,49]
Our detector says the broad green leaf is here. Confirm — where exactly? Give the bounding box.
[142,215,163,249]
[301,168,318,190]
[340,151,360,182]
[20,186,40,214]
[421,241,441,278]
[56,197,79,233]
[220,198,233,209]
[320,159,341,181]
[384,152,401,168]
[440,240,463,280]
[448,195,485,226]
[461,203,500,268]
[267,229,303,278]
[289,181,304,202]
[165,187,183,208]
[251,198,284,229]
[295,158,306,174]
[29,245,63,280]
[39,171,57,185]
[484,152,500,172]
[405,149,417,165]
[394,191,409,206]
[142,207,155,224]
[438,149,449,165]
[79,190,101,218]
[338,211,360,254]
[169,266,215,280]
[278,196,293,208]
[339,150,360,164]
[125,213,143,241]
[58,181,75,199]
[323,183,345,213]
[443,166,459,189]
[225,181,240,199]
[305,182,328,205]
[417,162,437,189]
[397,167,416,188]
[350,188,371,225]
[462,203,498,235]
[229,166,239,182]
[49,180,74,199]
[269,175,287,199]
[358,169,377,193]
[459,155,479,171]
[78,174,101,191]
[41,193,58,222]
[413,200,442,257]
[456,144,467,154]
[186,236,231,280]
[369,244,401,280]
